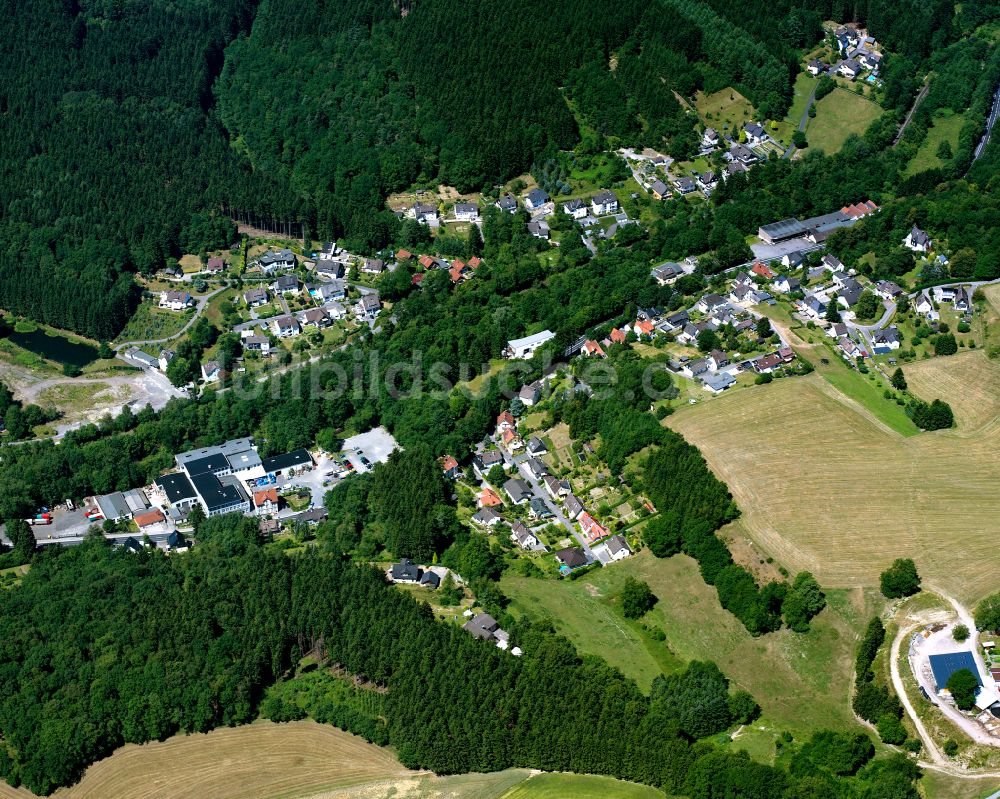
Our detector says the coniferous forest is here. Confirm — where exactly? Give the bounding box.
[0,0,977,337]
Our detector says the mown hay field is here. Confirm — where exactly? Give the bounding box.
[666,371,1000,605]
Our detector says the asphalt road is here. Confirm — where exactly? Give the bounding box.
[973,81,1000,162]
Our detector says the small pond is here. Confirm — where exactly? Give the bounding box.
[6,328,99,368]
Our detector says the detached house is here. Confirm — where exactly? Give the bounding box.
[904,225,931,253]
[524,189,550,211]
[412,203,439,224]
[454,202,479,222]
[354,293,380,320]
[696,293,728,314]
[874,280,904,301]
[510,522,540,549]
[590,190,619,216]
[744,122,766,145]
[915,291,938,320]
[272,274,300,295]
[496,193,518,214]
[159,290,194,311]
[254,488,280,516]
[772,275,801,294]
[271,315,300,338]
[872,326,901,351]
[838,59,861,80]
[243,334,271,355]
[362,258,385,275]
[259,249,295,273]
[651,262,684,285]
[650,179,670,200]
[807,59,824,76]
[708,350,730,371]
[503,478,533,505]
[244,287,269,307]
[563,198,587,219]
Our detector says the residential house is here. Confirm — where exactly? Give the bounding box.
[244,286,269,307]
[518,381,542,407]
[772,275,801,294]
[543,474,569,500]
[412,203,439,224]
[838,59,861,80]
[651,262,684,285]
[165,531,190,553]
[134,508,165,530]
[441,455,460,480]
[590,190,619,216]
[701,371,736,393]
[253,487,280,516]
[529,497,552,520]
[807,59,824,75]
[725,161,748,179]
[582,339,606,358]
[821,254,845,272]
[633,318,655,339]
[904,225,931,252]
[395,249,412,263]
[309,281,346,301]
[510,522,540,550]
[527,218,550,240]
[269,314,299,338]
[826,322,849,340]
[555,547,588,570]
[472,507,504,528]
[609,327,627,345]
[874,280,904,301]
[301,308,330,328]
[673,176,696,194]
[831,270,852,288]
[730,144,758,165]
[526,437,547,456]
[753,353,782,373]
[462,612,510,649]
[563,494,585,520]
[915,291,938,320]
[354,293,381,320]
[159,290,194,311]
[650,179,670,200]
[362,257,385,275]
[838,336,864,359]
[803,295,828,320]
[501,427,524,452]
[578,511,609,542]
[702,128,720,148]
[503,478,533,505]
[271,274,300,295]
[243,334,271,355]
[603,535,632,561]
[522,457,547,481]
[696,293,728,314]
[477,485,504,507]
[563,198,587,219]
[837,280,864,309]
[708,350,730,371]
[781,250,804,268]
[259,249,296,273]
[122,536,146,554]
[496,193,518,214]
[524,188,550,211]
[324,301,347,320]
[751,261,776,279]
[315,260,345,279]
[743,122,767,145]
[697,171,717,191]
[454,202,479,222]
[420,571,441,589]
[158,349,175,371]
[201,360,227,383]
[681,358,709,378]
[872,326,901,351]
[954,286,972,311]
[389,558,421,584]
[496,410,516,434]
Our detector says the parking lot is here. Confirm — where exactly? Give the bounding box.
[342,426,400,473]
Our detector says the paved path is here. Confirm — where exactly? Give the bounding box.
[782,83,818,159]
[114,285,228,351]
[894,79,930,146]
[973,81,1000,163]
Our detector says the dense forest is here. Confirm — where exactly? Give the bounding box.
[0,539,923,798]
[2,0,970,337]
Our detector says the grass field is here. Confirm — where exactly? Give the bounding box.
[115,301,193,344]
[666,369,1000,605]
[694,87,755,136]
[903,350,1000,432]
[0,721,670,799]
[806,88,882,154]
[504,551,869,753]
[905,111,966,176]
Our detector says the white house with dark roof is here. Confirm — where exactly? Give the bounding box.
[590,190,619,216]
[159,290,194,311]
[904,225,931,253]
[562,198,587,219]
[454,202,479,222]
[524,189,550,211]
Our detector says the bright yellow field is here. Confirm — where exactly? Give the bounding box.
[667,370,1000,605]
